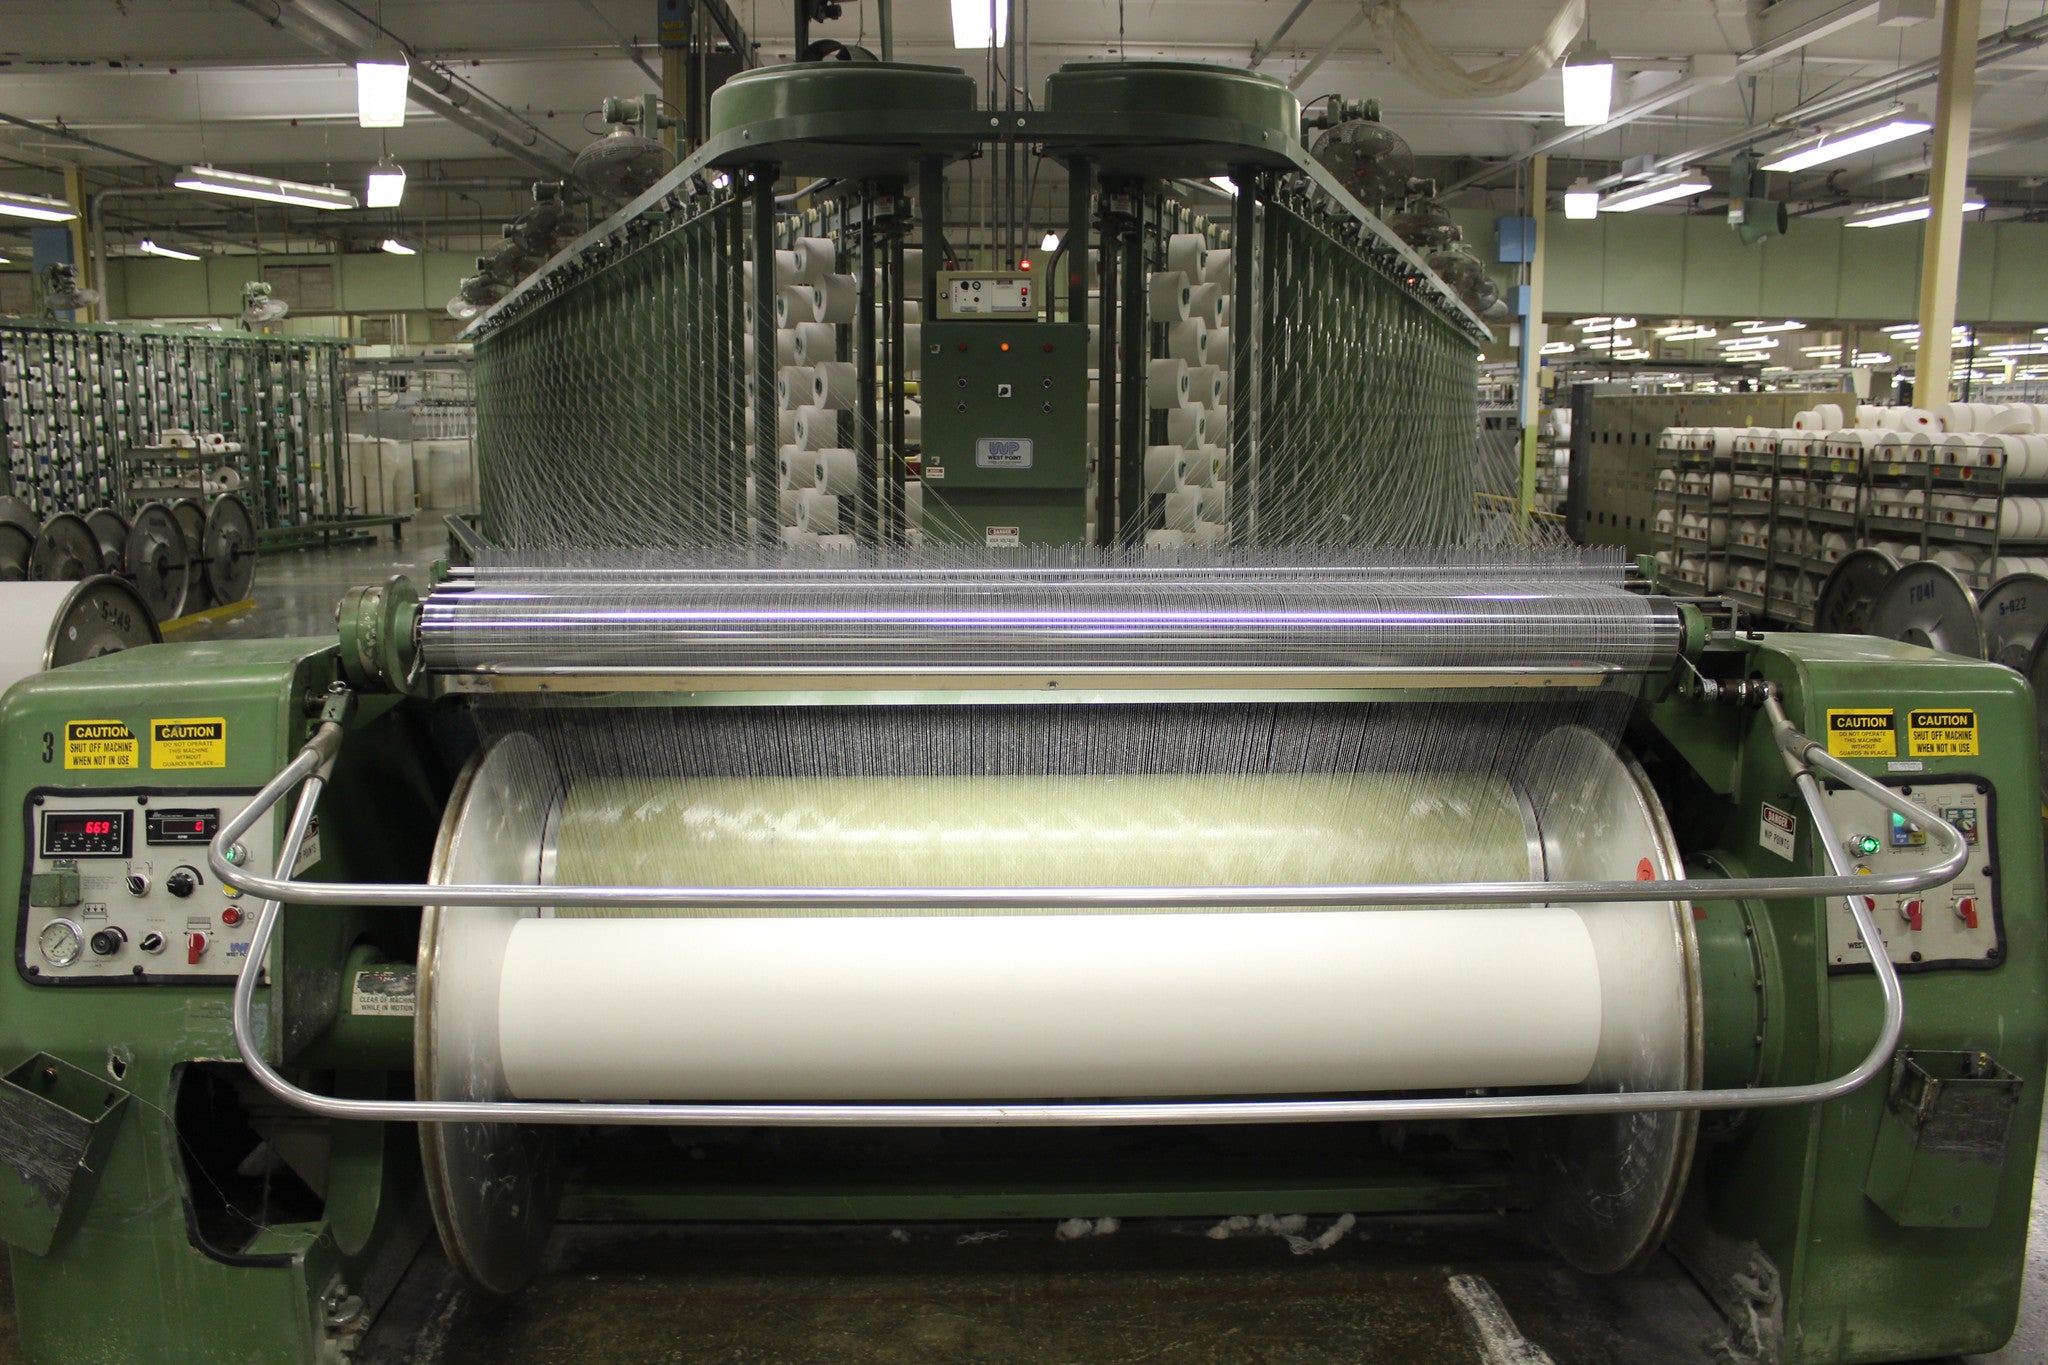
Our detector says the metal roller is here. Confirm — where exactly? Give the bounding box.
[1978,573,2048,673]
[1815,548,1900,637]
[169,498,212,614]
[124,501,191,622]
[1866,561,1985,659]
[0,516,33,583]
[28,512,105,582]
[85,509,130,577]
[200,493,258,605]
[0,576,160,695]
[418,565,1689,678]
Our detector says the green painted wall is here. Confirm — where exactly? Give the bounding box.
[104,250,474,322]
[1454,210,2048,325]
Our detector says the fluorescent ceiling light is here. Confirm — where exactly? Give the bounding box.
[366,158,407,209]
[1760,109,1930,173]
[1540,341,1576,354]
[1562,37,1613,127]
[1572,316,1611,327]
[1563,179,1600,219]
[1720,336,1780,350]
[1854,353,1893,364]
[0,189,79,222]
[1577,316,1638,332]
[176,166,358,211]
[1039,231,1060,252]
[950,0,1007,48]
[380,238,416,255]
[356,57,409,128]
[1601,172,1711,213]
[1208,175,1237,195]
[1735,320,1804,333]
[1612,349,1653,360]
[1660,326,1717,341]
[1799,345,1841,356]
[0,254,10,265]
[1846,192,1984,228]
[137,239,201,261]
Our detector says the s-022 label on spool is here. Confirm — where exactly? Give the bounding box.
[63,720,139,770]
[149,717,227,770]
[1906,708,1978,757]
[1825,709,1897,758]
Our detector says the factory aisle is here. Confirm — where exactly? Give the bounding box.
[0,526,2038,1365]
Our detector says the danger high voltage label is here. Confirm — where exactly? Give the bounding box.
[1825,709,1897,759]
[1906,708,1978,758]
[64,720,139,770]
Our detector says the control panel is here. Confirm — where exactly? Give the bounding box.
[918,320,1088,547]
[1811,778,2001,972]
[19,789,281,985]
[937,271,1037,318]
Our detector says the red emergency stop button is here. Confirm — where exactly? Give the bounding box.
[1957,896,1979,930]
[220,906,242,927]
[1901,899,1923,932]
[187,931,210,965]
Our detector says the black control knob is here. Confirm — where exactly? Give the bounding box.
[125,873,150,896]
[166,869,198,898]
[138,932,164,954]
[89,927,126,957]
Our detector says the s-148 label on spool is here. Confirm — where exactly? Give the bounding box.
[1825,709,1897,759]
[1906,708,1978,757]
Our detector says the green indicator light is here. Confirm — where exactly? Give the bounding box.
[1853,835,1881,857]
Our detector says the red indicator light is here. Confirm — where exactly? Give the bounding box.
[220,906,243,927]
[1042,343,1054,353]
[957,342,969,352]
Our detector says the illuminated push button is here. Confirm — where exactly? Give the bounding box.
[1956,896,1979,929]
[220,906,242,927]
[223,843,247,866]
[1901,899,1924,932]
[1848,834,1883,858]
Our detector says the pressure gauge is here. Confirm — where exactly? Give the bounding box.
[38,919,85,968]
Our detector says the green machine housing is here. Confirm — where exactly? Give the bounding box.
[0,625,2042,1363]
[919,275,1089,547]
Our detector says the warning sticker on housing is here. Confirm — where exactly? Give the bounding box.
[1826,709,1897,758]
[64,720,139,770]
[1906,708,1978,757]
[350,967,417,1017]
[150,717,227,770]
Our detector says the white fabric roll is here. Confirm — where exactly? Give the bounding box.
[1815,403,1843,430]
[778,525,810,545]
[1186,282,1224,327]
[1792,409,1820,431]
[793,405,839,451]
[791,236,836,283]
[1166,232,1207,278]
[904,479,923,529]
[778,444,817,490]
[777,365,818,411]
[1147,271,1191,323]
[798,490,840,533]
[814,447,859,495]
[1189,364,1226,409]
[1145,445,1188,493]
[1163,489,1204,530]
[1201,249,1233,286]
[1200,480,1230,520]
[744,330,800,367]
[811,360,860,411]
[1192,520,1230,545]
[744,250,802,289]
[1177,444,1215,487]
[1166,406,1207,449]
[777,490,803,525]
[792,322,836,366]
[776,285,818,328]
[813,273,859,324]
[1166,318,1209,366]
[1147,358,1190,408]
[496,909,1605,1101]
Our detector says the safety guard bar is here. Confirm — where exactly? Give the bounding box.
[217,688,1960,1127]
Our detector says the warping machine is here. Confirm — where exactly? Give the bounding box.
[0,60,2043,1365]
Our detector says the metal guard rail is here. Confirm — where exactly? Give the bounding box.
[215,688,1955,1127]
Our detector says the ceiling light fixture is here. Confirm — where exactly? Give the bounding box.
[1577,316,1638,332]
[1562,35,1614,127]
[950,0,1007,48]
[1846,191,1984,228]
[1563,178,1600,219]
[1760,107,1930,173]
[366,156,407,209]
[1660,326,1718,342]
[380,238,416,255]
[1208,175,1238,196]
[0,189,79,223]
[137,239,201,261]
[176,166,358,211]
[1039,231,1060,252]
[1735,320,1804,333]
[1540,340,1576,354]
[1600,172,1711,213]
[356,47,409,128]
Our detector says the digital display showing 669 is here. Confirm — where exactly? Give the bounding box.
[40,810,130,858]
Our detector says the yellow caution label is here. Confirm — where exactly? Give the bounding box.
[64,720,139,770]
[150,717,227,770]
[1906,708,1978,758]
[1826,708,1897,759]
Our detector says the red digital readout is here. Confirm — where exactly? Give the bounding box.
[84,820,112,836]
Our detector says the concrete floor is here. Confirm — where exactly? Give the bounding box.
[7,519,2043,1364]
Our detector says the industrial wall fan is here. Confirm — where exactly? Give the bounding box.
[573,95,677,202]
[1307,97,1416,211]
[35,264,100,318]
[240,281,289,330]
